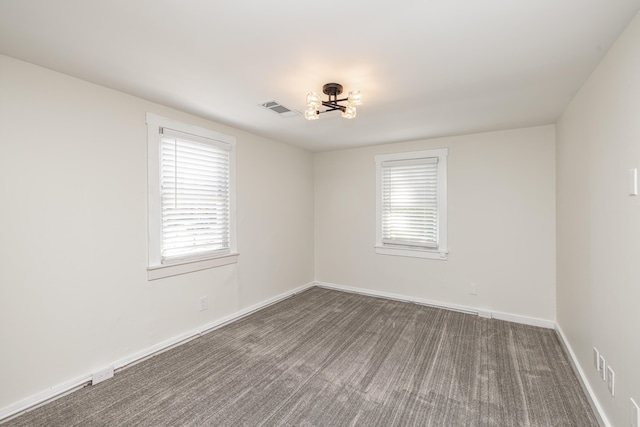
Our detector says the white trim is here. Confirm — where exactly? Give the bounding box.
[147,115,162,266]
[314,281,555,329]
[147,253,239,280]
[0,280,563,423]
[489,310,555,329]
[555,324,610,427]
[376,148,448,163]
[0,281,316,423]
[0,375,92,423]
[374,245,448,260]
[146,113,236,145]
[112,281,315,370]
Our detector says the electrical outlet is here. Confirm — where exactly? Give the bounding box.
[469,283,478,295]
[631,398,639,427]
[629,168,638,196]
[606,366,615,396]
[599,355,606,381]
[92,365,114,385]
[200,296,208,312]
[593,347,600,370]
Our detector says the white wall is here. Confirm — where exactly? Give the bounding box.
[0,55,314,413]
[9,13,640,419]
[315,126,556,322]
[556,12,640,427]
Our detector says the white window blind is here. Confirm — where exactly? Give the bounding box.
[381,157,439,249]
[160,128,231,262]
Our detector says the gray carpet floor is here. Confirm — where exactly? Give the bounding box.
[4,287,598,426]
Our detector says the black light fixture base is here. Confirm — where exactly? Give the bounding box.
[323,83,343,97]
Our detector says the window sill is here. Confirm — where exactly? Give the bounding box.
[375,246,448,260]
[147,253,239,280]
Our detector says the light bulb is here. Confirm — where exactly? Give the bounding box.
[348,90,363,106]
[342,105,357,119]
[305,107,319,120]
[306,92,322,109]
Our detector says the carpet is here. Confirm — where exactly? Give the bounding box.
[4,287,598,426]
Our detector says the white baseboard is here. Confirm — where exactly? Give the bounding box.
[555,324,610,427]
[314,281,556,329]
[316,282,607,424]
[0,281,315,423]
[113,281,315,371]
[490,310,555,329]
[0,374,92,424]
[3,281,592,424]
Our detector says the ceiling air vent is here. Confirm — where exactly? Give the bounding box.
[260,100,300,118]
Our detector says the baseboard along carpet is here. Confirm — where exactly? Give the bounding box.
[5,287,598,426]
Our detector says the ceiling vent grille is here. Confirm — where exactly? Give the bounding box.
[260,100,300,118]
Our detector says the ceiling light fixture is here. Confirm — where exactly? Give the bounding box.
[305,83,362,120]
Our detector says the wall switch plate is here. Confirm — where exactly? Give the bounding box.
[92,365,114,385]
[629,168,638,196]
[599,355,606,381]
[470,283,478,295]
[631,398,639,427]
[593,348,600,370]
[200,296,208,312]
[606,366,615,396]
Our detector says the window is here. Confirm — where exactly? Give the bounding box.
[375,148,448,260]
[146,113,237,280]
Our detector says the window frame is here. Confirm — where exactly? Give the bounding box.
[375,148,448,260]
[146,113,238,280]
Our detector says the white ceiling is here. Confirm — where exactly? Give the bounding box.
[1,1,639,152]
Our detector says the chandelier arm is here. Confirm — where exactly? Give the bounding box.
[321,101,346,112]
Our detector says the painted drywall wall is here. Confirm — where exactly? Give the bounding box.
[556,12,640,427]
[314,126,556,322]
[0,55,314,412]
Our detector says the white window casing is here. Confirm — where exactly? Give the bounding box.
[147,113,238,279]
[375,148,448,260]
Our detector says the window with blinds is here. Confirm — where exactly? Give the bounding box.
[160,128,231,262]
[375,148,448,260]
[381,157,438,248]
